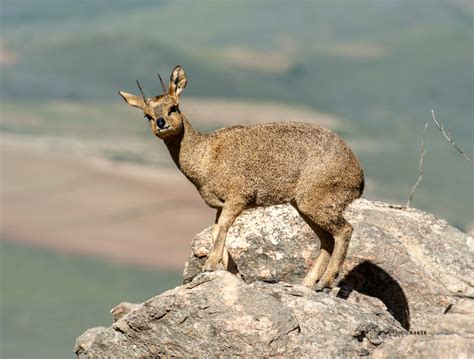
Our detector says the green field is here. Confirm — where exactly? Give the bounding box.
[0,240,181,359]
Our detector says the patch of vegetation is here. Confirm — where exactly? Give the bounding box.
[0,240,181,359]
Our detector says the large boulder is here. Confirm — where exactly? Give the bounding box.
[76,199,474,357]
[184,199,474,330]
[75,271,405,358]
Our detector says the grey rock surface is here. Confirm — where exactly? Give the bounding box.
[371,299,474,358]
[76,199,474,358]
[183,203,319,285]
[110,302,141,322]
[184,199,474,329]
[75,271,405,358]
[371,335,474,359]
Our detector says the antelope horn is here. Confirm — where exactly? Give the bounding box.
[136,80,149,106]
[158,73,167,94]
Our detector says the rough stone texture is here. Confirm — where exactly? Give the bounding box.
[183,203,319,285]
[76,199,474,358]
[110,302,141,322]
[74,327,107,356]
[75,271,405,358]
[371,299,474,358]
[184,199,474,330]
[371,335,474,359]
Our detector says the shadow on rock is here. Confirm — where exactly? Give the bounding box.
[338,261,410,330]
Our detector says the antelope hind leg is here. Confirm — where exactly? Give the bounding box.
[315,220,352,290]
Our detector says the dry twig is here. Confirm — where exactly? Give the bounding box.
[431,109,473,166]
[407,123,428,208]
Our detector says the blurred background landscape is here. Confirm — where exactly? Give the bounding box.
[1,0,473,357]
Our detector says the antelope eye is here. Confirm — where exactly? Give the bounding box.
[168,105,178,115]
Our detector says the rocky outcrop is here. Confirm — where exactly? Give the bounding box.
[75,271,406,358]
[76,199,474,358]
[184,199,474,329]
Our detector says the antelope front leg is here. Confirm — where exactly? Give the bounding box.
[203,201,244,272]
[207,224,229,270]
[214,209,229,270]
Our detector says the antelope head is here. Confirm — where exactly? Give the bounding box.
[119,65,188,139]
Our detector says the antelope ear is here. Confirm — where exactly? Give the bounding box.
[169,65,187,98]
[118,91,146,109]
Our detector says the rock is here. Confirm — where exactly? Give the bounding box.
[110,302,141,322]
[75,271,405,358]
[74,327,107,355]
[370,334,474,359]
[184,199,474,330]
[371,299,474,358]
[76,199,474,357]
[182,204,320,285]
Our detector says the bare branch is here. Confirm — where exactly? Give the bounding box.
[431,109,473,166]
[407,123,428,208]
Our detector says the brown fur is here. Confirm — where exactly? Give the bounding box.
[119,66,364,290]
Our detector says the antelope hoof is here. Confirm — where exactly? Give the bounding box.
[315,278,333,292]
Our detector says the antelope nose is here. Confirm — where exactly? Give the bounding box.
[156,118,166,129]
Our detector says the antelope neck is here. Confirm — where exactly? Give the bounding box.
[164,117,206,185]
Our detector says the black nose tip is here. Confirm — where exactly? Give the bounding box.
[157,118,166,129]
